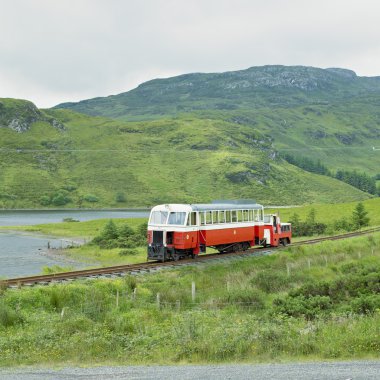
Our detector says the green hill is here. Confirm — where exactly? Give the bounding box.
[55,65,380,176]
[0,98,371,208]
[1,65,380,208]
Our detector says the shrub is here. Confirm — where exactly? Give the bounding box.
[289,210,327,237]
[351,294,380,314]
[92,220,147,249]
[115,192,126,203]
[290,281,331,298]
[92,220,119,248]
[0,303,23,327]
[123,275,137,291]
[273,295,332,319]
[118,234,142,248]
[51,192,71,206]
[333,217,353,232]
[84,194,99,203]
[39,195,51,206]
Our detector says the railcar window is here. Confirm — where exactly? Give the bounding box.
[237,210,242,222]
[206,211,212,224]
[200,212,206,225]
[264,215,271,223]
[231,210,237,222]
[248,210,253,221]
[190,212,197,225]
[260,209,264,221]
[168,212,186,225]
[243,210,249,222]
[150,211,168,225]
[218,211,225,223]
[225,211,231,223]
[212,211,217,224]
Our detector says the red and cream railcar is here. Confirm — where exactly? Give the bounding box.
[147,203,292,261]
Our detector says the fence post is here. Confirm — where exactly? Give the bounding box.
[176,300,181,310]
[133,287,137,300]
[307,259,311,269]
[116,290,119,308]
[156,293,160,309]
[324,256,328,266]
[60,307,66,320]
[192,281,196,302]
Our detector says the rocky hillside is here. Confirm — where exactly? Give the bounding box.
[55,65,380,119]
[0,98,64,133]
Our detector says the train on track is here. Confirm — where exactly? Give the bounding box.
[147,201,292,262]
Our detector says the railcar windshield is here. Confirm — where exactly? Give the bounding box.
[149,211,168,225]
[168,212,187,225]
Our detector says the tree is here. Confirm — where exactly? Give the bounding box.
[306,208,316,225]
[115,192,126,203]
[352,202,370,229]
[102,219,119,240]
[92,219,119,248]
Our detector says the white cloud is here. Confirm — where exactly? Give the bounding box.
[1,0,380,107]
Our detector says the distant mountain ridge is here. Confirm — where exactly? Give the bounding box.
[55,65,380,119]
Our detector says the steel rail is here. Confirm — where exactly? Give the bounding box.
[1,226,379,288]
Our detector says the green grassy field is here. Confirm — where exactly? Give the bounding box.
[1,232,379,366]
[268,198,380,227]
[0,98,376,209]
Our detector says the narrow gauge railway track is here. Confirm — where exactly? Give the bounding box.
[2,227,380,288]
[290,226,380,246]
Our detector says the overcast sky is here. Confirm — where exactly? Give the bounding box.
[1,0,380,108]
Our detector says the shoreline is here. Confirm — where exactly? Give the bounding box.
[39,246,96,268]
[1,229,92,268]
[0,207,150,212]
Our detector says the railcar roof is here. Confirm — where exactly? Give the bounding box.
[191,203,263,211]
[150,203,263,212]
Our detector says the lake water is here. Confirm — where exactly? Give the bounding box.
[0,231,85,278]
[0,209,150,226]
[0,210,150,278]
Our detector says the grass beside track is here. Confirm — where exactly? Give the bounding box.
[0,232,379,366]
